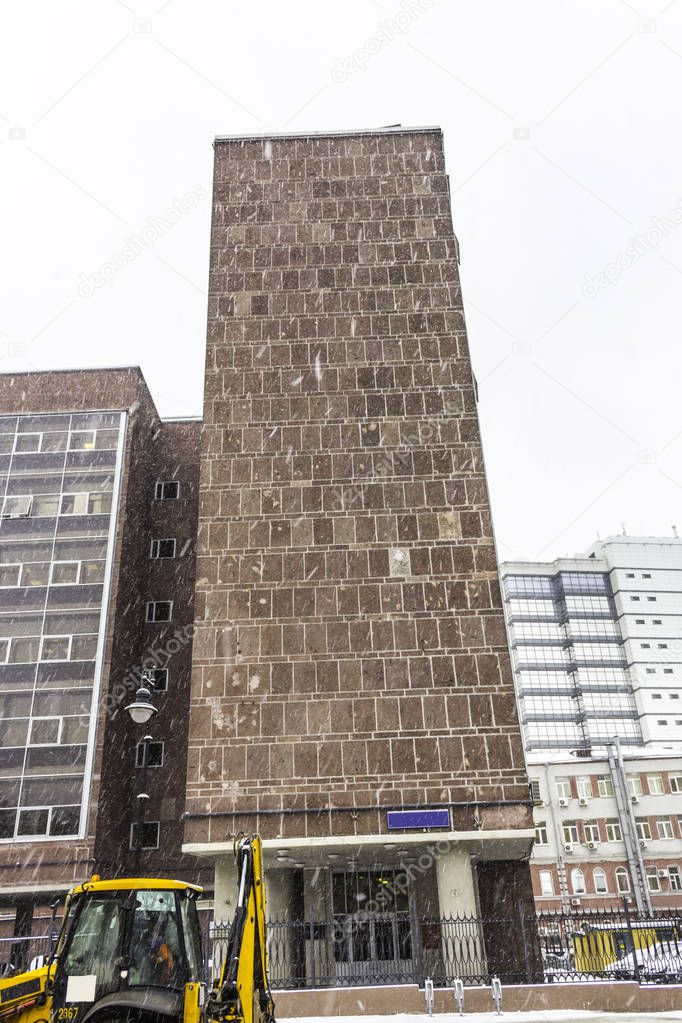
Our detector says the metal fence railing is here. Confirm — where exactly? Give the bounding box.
[0,934,54,977]
[209,903,682,989]
[3,903,680,989]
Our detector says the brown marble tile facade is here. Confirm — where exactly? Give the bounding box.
[187,128,533,847]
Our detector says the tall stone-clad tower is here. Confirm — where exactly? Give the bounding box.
[186,127,538,979]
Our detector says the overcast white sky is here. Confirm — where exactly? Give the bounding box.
[2,1,681,560]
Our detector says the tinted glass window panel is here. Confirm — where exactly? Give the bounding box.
[29,719,61,745]
[50,806,80,836]
[0,565,20,587]
[17,808,49,836]
[80,561,105,584]
[9,637,40,662]
[51,562,80,585]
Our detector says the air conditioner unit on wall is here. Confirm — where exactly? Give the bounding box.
[639,839,647,848]
[587,841,598,850]
[564,843,574,853]
[631,794,639,803]
[657,869,668,878]
[558,798,569,807]
[571,898,581,906]
[579,797,588,806]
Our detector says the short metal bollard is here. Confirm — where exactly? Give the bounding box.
[425,977,435,1016]
[491,975,502,1015]
[453,977,464,1015]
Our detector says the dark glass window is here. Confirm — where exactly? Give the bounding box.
[150,539,176,560]
[155,481,179,501]
[130,821,160,850]
[146,601,172,623]
[136,741,164,768]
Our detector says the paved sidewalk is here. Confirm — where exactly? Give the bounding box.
[295,1012,682,1023]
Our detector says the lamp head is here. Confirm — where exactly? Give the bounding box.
[125,684,157,725]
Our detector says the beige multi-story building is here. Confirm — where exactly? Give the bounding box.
[528,754,682,912]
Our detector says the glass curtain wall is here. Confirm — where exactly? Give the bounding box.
[0,412,125,841]
[505,571,642,752]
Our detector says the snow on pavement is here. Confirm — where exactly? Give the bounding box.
[291,1013,682,1023]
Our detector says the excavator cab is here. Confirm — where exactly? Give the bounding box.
[49,880,204,1023]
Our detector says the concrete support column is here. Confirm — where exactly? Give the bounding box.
[435,847,478,916]
[214,855,238,924]
[434,848,485,980]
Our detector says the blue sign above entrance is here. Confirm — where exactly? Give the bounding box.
[386,809,451,830]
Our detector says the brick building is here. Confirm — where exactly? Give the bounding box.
[183,127,538,978]
[0,369,206,960]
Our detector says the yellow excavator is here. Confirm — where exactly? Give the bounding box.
[0,835,274,1023]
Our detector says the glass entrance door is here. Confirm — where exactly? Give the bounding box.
[331,869,413,984]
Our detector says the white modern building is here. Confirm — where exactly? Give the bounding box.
[501,535,682,756]
[501,535,682,911]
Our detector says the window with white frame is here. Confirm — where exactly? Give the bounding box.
[606,819,622,842]
[39,636,71,661]
[68,430,95,450]
[597,776,614,797]
[670,774,682,794]
[529,779,542,805]
[616,867,630,893]
[571,868,586,894]
[562,821,579,845]
[669,866,681,892]
[2,495,32,518]
[646,868,661,893]
[583,820,600,844]
[539,870,554,896]
[577,777,593,800]
[648,773,664,795]
[556,777,572,801]
[535,821,548,845]
[129,821,160,850]
[636,818,652,842]
[657,818,674,840]
[593,868,608,894]
[50,561,80,585]
[29,718,62,745]
[14,432,42,453]
[60,493,89,515]
[0,564,20,587]
[135,741,164,768]
[145,601,172,623]
[31,495,59,517]
[150,539,176,560]
[627,775,643,798]
[155,480,180,500]
[148,667,169,692]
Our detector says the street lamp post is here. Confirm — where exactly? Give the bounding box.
[125,676,158,874]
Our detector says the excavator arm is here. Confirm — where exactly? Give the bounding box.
[208,835,274,1023]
